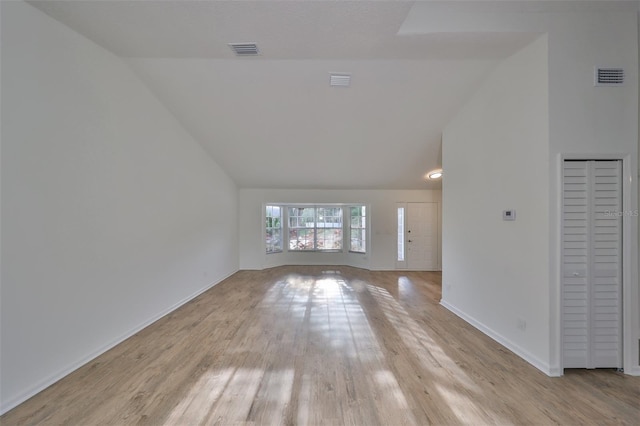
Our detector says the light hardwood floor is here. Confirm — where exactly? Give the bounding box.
[2,266,638,425]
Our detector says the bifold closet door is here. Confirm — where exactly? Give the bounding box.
[562,160,622,369]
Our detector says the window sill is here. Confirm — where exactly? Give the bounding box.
[288,249,343,253]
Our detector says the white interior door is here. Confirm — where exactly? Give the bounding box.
[406,202,438,270]
[562,160,622,369]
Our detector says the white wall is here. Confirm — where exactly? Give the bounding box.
[409,1,639,376]
[239,189,441,271]
[545,5,639,376]
[442,36,550,372]
[0,1,239,413]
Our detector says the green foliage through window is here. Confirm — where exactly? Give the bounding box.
[265,205,282,253]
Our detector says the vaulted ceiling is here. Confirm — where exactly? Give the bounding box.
[27,0,542,189]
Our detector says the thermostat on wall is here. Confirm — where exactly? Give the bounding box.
[503,210,516,221]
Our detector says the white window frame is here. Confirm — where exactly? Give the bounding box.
[287,206,319,251]
[264,203,368,255]
[288,205,344,252]
[349,206,366,253]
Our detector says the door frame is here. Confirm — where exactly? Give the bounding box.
[557,154,638,375]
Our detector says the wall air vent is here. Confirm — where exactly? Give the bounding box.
[228,43,259,56]
[329,73,351,87]
[594,67,624,86]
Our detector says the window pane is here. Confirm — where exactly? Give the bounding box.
[350,216,359,228]
[317,207,342,251]
[284,206,347,252]
[266,229,281,252]
[288,207,316,250]
[349,205,366,253]
[397,207,405,261]
[317,229,342,250]
[289,228,314,250]
[351,206,365,217]
[266,204,282,253]
[350,229,365,253]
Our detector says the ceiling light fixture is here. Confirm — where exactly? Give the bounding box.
[426,169,443,180]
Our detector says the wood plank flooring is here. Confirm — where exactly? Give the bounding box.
[2,266,639,425]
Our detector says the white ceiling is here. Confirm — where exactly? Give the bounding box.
[26,0,543,189]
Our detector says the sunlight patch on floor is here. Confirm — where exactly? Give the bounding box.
[166,272,420,425]
[397,276,414,298]
[164,368,234,425]
[165,367,295,425]
[367,282,505,424]
[373,370,409,410]
[296,373,312,425]
[368,284,479,390]
[205,368,265,423]
[247,368,295,424]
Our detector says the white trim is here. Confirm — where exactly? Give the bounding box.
[265,203,368,254]
[348,205,367,254]
[549,154,563,374]
[624,366,640,376]
[620,154,639,375]
[440,300,555,376]
[0,270,237,415]
[548,366,563,377]
[370,267,442,272]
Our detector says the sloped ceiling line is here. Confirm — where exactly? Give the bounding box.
[25,0,541,189]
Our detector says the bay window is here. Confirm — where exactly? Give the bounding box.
[265,204,366,254]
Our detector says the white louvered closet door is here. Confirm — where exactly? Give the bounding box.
[562,160,622,369]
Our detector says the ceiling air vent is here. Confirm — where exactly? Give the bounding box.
[594,67,624,86]
[329,73,351,87]
[228,43,259,56]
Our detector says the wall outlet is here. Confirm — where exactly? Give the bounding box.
[517,318,527,331]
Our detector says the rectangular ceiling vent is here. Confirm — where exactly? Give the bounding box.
[330,73,351,87]
[228,43,259,56]
[594,67,624,86]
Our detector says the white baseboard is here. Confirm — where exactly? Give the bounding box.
[369,267,442,272]
[439,299,553,376]
[623,366,640,376]
[0,270,237,415]
[547,366,563,377]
